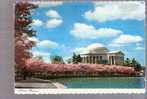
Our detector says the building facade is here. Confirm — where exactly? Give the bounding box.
[80,47,124,65]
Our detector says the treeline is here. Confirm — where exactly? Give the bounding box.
[34,52,82,64]
[67,53,82,64]
[34,53,144,72]
[123,58,142,71]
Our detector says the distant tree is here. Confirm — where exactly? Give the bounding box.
[123,58,142,71]
[124,58,131,66]
[76,54,82,63]
[131,58,137,66]
[50,55,64,64]
[67,58,72,64]
[34,55,43,61]
[131,58,142,71]
[72,52,82,64]
[72,52,77,64]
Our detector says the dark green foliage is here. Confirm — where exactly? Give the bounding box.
[124,58,131,66]
[72,53,82,64]
[72,53,77,64]
[67,58,72,64]
[50,55,64,64]
[131,58,142,71]
[76,54,82,63]
[34,55,43,61]
[124,58,142,71]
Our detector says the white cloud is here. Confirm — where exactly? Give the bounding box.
[136,43,142,47]
[27,37,59,49]
[108,43,124,47]
[32,1,63,8]
[113,34,143,44]
[110,34,143,47]
[84,1,145,22]
[70,23,122,39]
[135,46,144,50]
[45,9,62,28]
[46,19,63,28]
[32,51,50,57]
[31,39,61,63]
[32,19,43,26]
[46,10,61,18]
[135,43,144,50]
[74,43,105,54]
[37,40,59,48]
[32,51,50,63]
[28,37,39,43]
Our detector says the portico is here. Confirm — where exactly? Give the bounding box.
[80,46,124,65]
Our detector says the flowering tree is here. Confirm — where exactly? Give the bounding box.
[50,55,64,64]
[15,2,38,80]
[15,2,138,80]
[26,59,136,78]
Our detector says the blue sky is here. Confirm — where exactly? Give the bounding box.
[30,1,145,66]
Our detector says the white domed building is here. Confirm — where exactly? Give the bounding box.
[80,44,124,65]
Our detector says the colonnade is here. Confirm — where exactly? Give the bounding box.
[82,56,103,64]
[81,55,117,65]
[108,56,116,65]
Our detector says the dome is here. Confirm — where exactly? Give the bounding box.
[80,43,109,54]
[89,46,109,54]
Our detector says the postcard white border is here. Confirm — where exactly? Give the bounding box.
[15,88,146,94]
[0,0,145,97]
[14,0,147,94]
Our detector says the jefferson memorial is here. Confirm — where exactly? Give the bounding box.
[80,46,124,65]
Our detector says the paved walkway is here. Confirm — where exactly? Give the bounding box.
[15,78,66,89]
[15,82,56,88]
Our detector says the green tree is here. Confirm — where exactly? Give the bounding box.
[124,58,131,66]
[50,55,64,64]
[77,54,82,63]
[72,52,77,64]
[67,58,72,64]
[124,58,142,71]
[131,58,137,66]
[72,53,82,64]
[34,55,43,61]
[131,58,142,71]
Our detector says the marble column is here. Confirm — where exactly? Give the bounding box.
[85,56,87,63]
[83,57,85,63]
[113,56,115,65]
[87,56,89,63]
[90,56,92,64]
[92,56,93,64]
[95,56,97,64]
[89,56,91,64]
[82,57,84,63]
[108,56,111,65]
[109,56,111,65]
[110,56,112,65]
[86,56,88,63]
[97,56,99,64]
